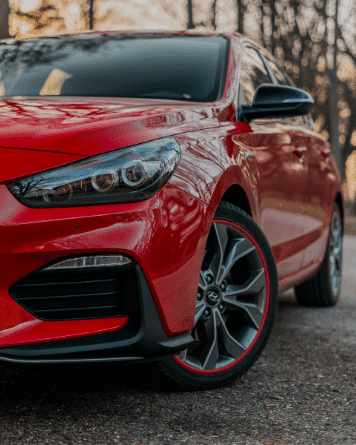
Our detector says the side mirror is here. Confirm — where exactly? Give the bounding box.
[240,84,314,121]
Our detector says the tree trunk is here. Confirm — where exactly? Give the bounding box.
[329,0,343,179]
[187,0,194,29]
[270,0,277,56]
[88,0,94,30]
[0,0,10,39]
[211,0,218,30]
[237,0,243,34]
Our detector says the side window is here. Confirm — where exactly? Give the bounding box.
[238,46,272,106]
[265,58,292,86]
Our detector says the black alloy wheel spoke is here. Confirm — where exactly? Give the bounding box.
[209,223,229,280]
[201,311,219,370]
[222,299,263,330]
[178,348,188,361]
[222,269,265,297]
[199,270,208,291]
[209,223,256,285]
[216,310,246,358]
[195,299,207,324]
[198,309,247,370]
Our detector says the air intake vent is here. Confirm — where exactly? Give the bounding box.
[10,262,139,321]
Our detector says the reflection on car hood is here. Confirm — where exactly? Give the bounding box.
[0,97,219,156]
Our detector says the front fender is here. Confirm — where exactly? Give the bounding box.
[169,128,260,223]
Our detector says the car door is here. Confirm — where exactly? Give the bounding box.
[233,45,308,279]
[263,55,331,269]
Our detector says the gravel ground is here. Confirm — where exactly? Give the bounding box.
[0,237,356,444]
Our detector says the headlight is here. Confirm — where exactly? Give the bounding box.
[8,137,180,207]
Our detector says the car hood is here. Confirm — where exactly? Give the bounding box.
[0,97,220,156]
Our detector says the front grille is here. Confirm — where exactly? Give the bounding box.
[10,263,140,321]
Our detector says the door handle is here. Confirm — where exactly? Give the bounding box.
[292,147,307,157]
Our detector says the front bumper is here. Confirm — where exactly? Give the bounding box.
[0,183,211,356]
[0,266,194,363]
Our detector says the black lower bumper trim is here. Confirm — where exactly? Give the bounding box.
[0,355,145,364]
[0,265,194,364]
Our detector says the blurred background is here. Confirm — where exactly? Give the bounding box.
[1,0,356,231]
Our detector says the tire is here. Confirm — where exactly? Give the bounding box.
[295,202,343,307]
[158,201,278,390]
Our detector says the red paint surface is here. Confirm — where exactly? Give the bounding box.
[0,317,129,348]
[0,147,84,183]
[0,97,220,160]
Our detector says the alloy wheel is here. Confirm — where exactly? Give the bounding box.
[175,220,270,373]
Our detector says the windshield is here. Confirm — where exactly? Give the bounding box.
[0,34,228,102]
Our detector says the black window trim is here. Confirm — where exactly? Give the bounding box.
[215,36,231,103]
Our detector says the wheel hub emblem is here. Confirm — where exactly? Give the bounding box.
[206,290,220,306]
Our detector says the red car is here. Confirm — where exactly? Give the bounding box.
[0,31,342,390]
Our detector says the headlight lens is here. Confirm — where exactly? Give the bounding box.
[8,137,180,207]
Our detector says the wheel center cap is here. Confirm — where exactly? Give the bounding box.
[206,289,220,306]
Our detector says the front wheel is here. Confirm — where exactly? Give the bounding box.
[158,202,278,390]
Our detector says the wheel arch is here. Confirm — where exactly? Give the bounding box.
[206,165,259,224]
[220,184,252,217]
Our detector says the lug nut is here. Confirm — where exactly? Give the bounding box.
[219,304,224,311]
[206,275,213,284]
[220,282,226,291]
[197,292,203,300]
[204,308,211,317]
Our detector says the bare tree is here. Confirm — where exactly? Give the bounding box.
[187,0,195,29]
[329,0,342,177]
[211,0,218,30]
[0,0,10,39]
[236,0,244,34]
[88,0,95,30]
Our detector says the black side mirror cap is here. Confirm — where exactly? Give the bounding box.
[240,84,314,121]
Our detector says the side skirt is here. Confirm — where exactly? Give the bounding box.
[278,260,321,294]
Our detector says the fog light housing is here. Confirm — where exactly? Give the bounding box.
[45,255,132,270]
